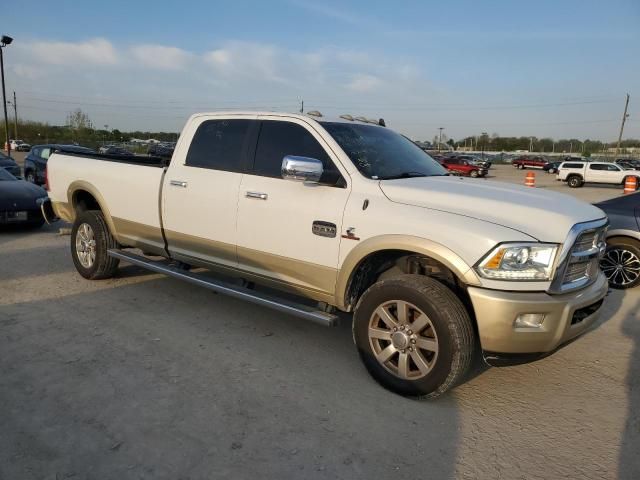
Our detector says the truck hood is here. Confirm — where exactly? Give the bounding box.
[379,176,605,242]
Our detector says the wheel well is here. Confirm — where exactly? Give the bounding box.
[344,250,468,311]
[73,190,101,213]
[606,235,640,248]
[567,173,583,180]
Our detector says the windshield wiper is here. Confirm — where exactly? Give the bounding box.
[375,171,429,180]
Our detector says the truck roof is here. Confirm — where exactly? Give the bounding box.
[187,111,386,127]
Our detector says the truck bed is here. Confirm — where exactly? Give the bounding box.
[56,151,170,168]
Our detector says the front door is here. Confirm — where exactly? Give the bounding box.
[162,116,254,268]
[236,118,351,298]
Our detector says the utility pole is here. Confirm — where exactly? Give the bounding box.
[438,127,444,152]
[11,91,16,139]
[529,137,533,152]
[300,100,304,114]
[616,93,630,155]
[0,35,13,155]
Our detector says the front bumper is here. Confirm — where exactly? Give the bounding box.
[468,271,608,355]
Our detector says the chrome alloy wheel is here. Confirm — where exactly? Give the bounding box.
[368,300,439,380]
[75,222,97,268]
[600,247,640,287]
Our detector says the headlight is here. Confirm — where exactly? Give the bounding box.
[476,243,559,281]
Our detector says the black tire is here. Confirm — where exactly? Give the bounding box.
[518,164,525,170]
[352,275,475,398]
[567,175,583,188]
[470,169,479,178]
[71,210,120,279]
[600,238,640,289]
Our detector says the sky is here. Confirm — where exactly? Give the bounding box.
[2,0,639,141]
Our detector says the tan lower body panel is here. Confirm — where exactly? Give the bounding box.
[112,217,166,256]
[52,201,73,223]
[165,229,338,305]
[468,272,608,353]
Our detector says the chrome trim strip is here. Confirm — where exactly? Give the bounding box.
[108,249,339,327]
[548,217,608,294]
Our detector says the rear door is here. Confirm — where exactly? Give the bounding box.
[162,116,255,268]
[235,117,351,298]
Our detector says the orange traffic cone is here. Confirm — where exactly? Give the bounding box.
[524,171,536,187]
[624,176,637,194]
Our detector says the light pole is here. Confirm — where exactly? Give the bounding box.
[0,35,13,156]
[438,127,444,152]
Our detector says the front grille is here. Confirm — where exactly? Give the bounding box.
[551,220,608,293]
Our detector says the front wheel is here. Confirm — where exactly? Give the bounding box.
[600,238,640,289]
[470,169,479,178]
[352,275,475,398]
[71,210,120,279]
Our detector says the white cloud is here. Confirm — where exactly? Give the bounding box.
[346,74,382,92]
[129,44,193,70]
[27,38,118,66]
[12,64,43,80]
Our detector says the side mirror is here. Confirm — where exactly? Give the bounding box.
[281,155,323,183]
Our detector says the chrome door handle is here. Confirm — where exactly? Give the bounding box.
[170,180,188,188]
[245,191,268,200]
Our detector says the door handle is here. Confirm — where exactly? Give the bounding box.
[170,180,188,188]
[245,191,268,200]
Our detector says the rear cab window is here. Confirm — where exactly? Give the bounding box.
[185,119,251,172]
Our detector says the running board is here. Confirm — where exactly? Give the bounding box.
[108,249,339,327]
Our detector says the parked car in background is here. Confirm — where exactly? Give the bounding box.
[543,161,563,174]
[10,139,31,152]
[0,167,46,227]
[511,155,549,169]
[102,146,134,156]
[98,144,116,154]
[147,143,174,159]
[439,156,487,177]
[557,161,640,188]
[445,154,491,169]
[24,144,95,185]
[595,193,640,289]
[0,151,21,177]
[615,159,640,170]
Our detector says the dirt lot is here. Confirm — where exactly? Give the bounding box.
[1,164,638,479]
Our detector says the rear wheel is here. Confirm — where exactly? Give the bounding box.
[517,164,525,170]
[470,169,479,178]
[71,210,120,279]
[567,175,583,188]
[600,238,640,289]
[353,275,475,398]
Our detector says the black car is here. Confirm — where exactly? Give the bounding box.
[0,167,47,227]
[615,159,640,170]
[543,161,562,174]
[103,146,134,156]
[147,143,174,158]
[595,193,640,289]
[24,144,95,185]
[0,151,21,177]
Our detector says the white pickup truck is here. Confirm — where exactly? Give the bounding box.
[558,160,640,188]
[43,112,609,398]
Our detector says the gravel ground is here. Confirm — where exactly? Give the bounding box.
[1,164,638,479]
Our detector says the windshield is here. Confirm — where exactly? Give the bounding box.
[321,122,447,179]
[0,168,17,181]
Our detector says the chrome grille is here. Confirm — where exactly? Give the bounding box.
[550,219,608,293]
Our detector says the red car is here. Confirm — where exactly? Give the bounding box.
[511,156,549,169]
[439,157,487,177]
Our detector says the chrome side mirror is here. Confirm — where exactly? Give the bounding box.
[281,155,323,183]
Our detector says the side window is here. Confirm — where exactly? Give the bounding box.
[185,119,250,172]
[41,148,51,160]
[252,121,341,183]
[607,164,621,171]
[565,163,583,169]
[32,147,40,158]
[589,164,606,171]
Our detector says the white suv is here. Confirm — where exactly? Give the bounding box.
[557,161,640,188]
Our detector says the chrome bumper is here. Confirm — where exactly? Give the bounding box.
[468,272,608,354]
[37,197,59,224]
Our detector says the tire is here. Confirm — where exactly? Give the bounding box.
[352,274,475,398]
[567,175,583,188]
[600,238,640,289]
[470,169,479,178]
[518,164,525,170]
[71,210,120,279]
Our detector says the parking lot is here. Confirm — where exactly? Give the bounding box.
[1,163,638,479]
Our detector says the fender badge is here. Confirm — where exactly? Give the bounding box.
[341,227,360,241]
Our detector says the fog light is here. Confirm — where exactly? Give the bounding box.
[514,313,545,328]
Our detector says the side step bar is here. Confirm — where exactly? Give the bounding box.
[108,249,339,327]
